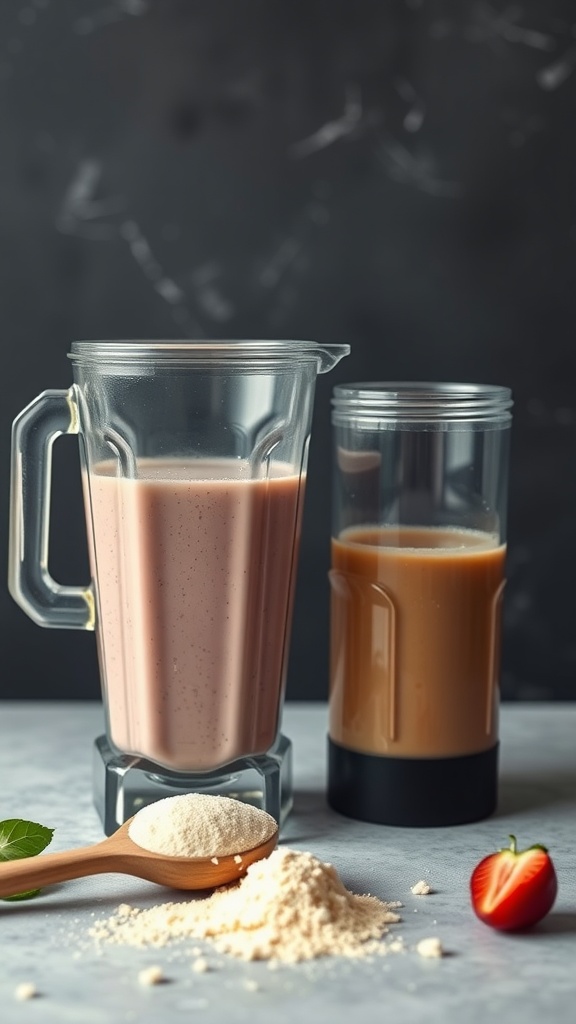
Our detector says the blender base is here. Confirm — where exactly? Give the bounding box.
[327,737,498,827]
[93,734,293,836]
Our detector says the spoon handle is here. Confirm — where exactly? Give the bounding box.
[0,844,118,898]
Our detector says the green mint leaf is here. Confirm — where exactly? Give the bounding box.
[3,889,41,902]
[0,819,54,900]
[0,819,54,861]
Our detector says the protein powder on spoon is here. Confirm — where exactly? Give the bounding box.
[127,794,278,859]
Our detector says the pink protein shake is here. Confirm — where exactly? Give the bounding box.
[84,459,303,771]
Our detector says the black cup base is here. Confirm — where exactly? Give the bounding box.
[327,738,499,827]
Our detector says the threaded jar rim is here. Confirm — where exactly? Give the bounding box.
[332,381,512,425]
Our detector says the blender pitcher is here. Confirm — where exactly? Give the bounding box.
[9,340,349,834]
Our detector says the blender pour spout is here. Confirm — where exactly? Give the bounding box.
[315,344,351,373]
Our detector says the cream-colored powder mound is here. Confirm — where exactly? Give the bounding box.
[137,965,164,986]
[411,880,433,895]
[90,847,402,963]
[416,937,443,959]
[14,983,38,1001]
[127,794,277,858]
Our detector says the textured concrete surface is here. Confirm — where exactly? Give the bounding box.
[0,701,574,1022]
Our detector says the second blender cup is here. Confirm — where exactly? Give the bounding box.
[328,382,512,827]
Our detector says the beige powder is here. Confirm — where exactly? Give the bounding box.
[416,937,444,959]
[411,880,433,895]
[14,983,38,1001]
[128,794,277,858]
[138,966,164,986]
[192,957,210,973]
[90,847,402,963]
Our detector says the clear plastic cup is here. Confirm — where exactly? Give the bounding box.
[328,382,512,826]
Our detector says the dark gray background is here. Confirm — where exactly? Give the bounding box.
[1,0,575,702]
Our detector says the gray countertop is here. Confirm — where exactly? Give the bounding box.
[0,702,575,1023]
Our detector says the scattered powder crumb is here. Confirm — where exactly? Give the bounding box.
[138,965,165,986]
[90,847,402,963]
[192,957,210,974]
[118,903,138,918]
[128,793,277,858]
[387,938,406,953]
[234,855,242,864]
[243,979,260,992]
[411,880,433,896]
[14,983,38,1001]
[211,857,219,865]
[416,937,444,959]
[191,947,203,956]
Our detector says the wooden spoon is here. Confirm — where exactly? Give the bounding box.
[0,816,278,898]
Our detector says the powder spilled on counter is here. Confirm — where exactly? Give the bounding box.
[14,983,38,1001]
[137,965,165,986]
[411,880,433,896]
[416,937,444,959]
[128,794,277,858]
[90,847,402,963]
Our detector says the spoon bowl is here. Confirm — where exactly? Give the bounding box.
[0,816,279,898]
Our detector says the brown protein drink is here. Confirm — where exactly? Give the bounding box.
[328,381,512,826]
[328,524,506,826]
[85,459,303,772]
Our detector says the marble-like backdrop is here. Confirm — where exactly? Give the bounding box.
[0,0,575,700]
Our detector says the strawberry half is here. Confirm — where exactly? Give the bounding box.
[470,835,558,931]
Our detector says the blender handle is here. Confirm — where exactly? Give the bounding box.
[8,388,95,630]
